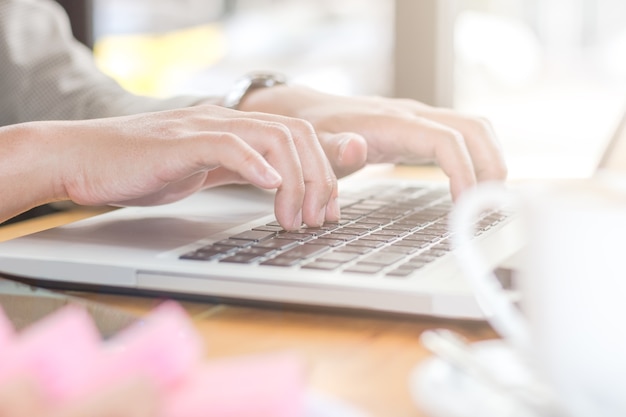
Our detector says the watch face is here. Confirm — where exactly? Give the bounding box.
[250,72,288,88]
[222,72,287,109]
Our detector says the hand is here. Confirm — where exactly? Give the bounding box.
[5,105,338,229]
[240,85,507,199]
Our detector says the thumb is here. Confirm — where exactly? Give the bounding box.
[317,132,368,178]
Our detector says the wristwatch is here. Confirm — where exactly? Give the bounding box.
[221,72,288,110]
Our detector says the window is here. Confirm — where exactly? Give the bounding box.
[92,0,393,98]
[453,0,626,178]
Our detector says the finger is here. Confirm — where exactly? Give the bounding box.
[166,131,284,191]
[207,116,338,229]
[404,119,477,200]
[109,133,283,208]
[411,107,507,181]
[202,166,248,188]
[220,119,307,230]
[347,114,477,199]
[317,132,368,178]
[283,119,339,227]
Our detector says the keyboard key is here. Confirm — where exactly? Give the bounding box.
[276,231,317,241]
[213,239,251,248]
[336,246,374,255]
[344,263,385,274]
[230,230,277,242]
[385,268,415,277]
[220,254,263,264]
[317,251,360,263]
[279,244,329,259]
[237,247,276,256]
[314,238,347,247]
[252,225,284,232]
[359,251,405,266]
[180,251,219,261]
[346,240,385,249]
[261,257,300,267]
[384,244,419,255]
[254,239,299,250]
[301,260,342,270]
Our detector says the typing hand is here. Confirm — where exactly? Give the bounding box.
[17,105,338,230]
[240,85,508,200]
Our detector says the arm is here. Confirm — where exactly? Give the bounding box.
[0,0,209,126]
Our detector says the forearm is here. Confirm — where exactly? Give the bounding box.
[0,122,67,223]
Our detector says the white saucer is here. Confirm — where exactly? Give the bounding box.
[409,339,541,417]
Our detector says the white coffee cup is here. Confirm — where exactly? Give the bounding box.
[450,177,626,417]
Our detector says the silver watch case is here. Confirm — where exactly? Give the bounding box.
[222,72,287,110]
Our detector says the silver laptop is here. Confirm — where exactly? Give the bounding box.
[1,113,623,319]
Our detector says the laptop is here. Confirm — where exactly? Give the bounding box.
[0,113,623,319]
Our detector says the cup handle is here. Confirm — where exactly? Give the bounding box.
[450,182,531,353]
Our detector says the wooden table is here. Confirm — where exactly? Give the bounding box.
[0,165,498,417]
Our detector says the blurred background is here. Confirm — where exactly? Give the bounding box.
[68,0,626,179]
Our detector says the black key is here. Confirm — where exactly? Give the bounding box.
[301,260,342,271]
[314,237,347,247]
[336,246,374,255]
[323,232,358,242]
[254,238,299,250]
[386,268,415,277]
[213,238,251,248]
[384,244,419,255]
[279,243,329,259]
[317,251,360,263]
[422,248,449,258]
[344,263,385,274]
[199,244,239,254]
[347,240,385,249]
[220,253,263,264]
[230,230,277,242]
[319,222,343,231]
[410,254,438,263]
[337,227,369,236]
[277,231,316,241]
[237,246,276,256]
[359,233,396,244]
[180,250,219,261]
[261,256,300,267]
[359,251,405,266]
[344,223,376,231]
[252,225,284,232]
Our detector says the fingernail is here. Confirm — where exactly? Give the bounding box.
[317,207,326,226]
[329,197,340,220]
[291,210,303,230]
[337,137,351,164]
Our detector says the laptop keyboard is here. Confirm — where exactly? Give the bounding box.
[179,185,507,277]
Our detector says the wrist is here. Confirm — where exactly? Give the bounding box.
[0,123,67,221]
[238,83,321,117]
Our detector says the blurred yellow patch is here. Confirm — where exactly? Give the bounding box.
[94,24,225,97]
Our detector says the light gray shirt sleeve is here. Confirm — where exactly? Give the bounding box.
[0,0,219,127]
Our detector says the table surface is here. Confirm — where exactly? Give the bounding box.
[0,164,498,417]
